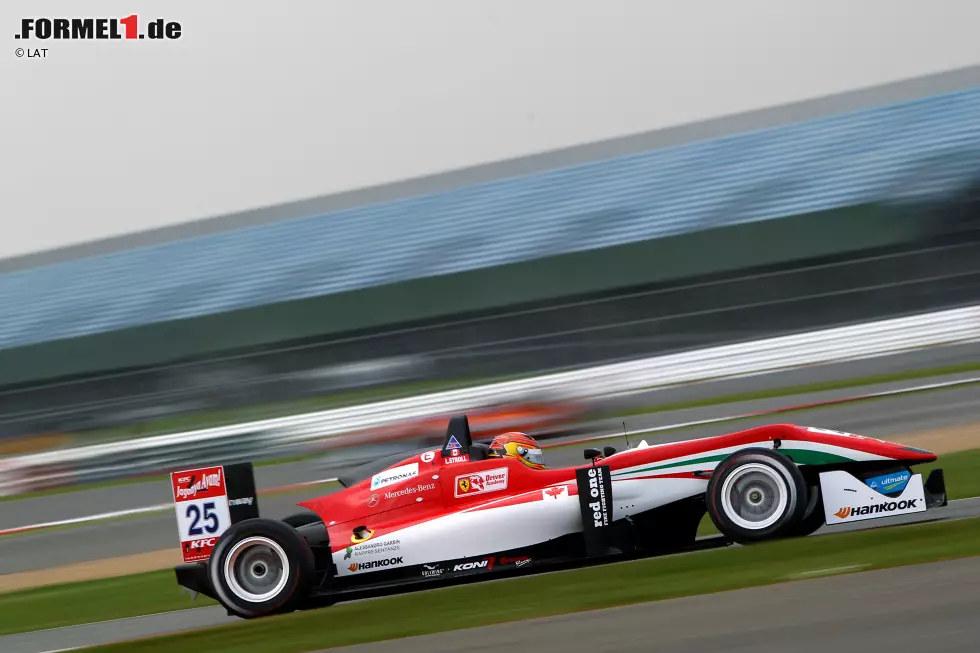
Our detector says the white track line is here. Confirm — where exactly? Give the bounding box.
[0,478,338,536]
[0,504,171,536]
[3,374,978,537]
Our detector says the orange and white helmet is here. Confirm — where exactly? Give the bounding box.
[488,432,546,470]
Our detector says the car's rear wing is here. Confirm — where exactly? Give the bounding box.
[170,463,259,564]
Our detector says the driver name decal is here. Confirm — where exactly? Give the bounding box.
[455,467,508,498]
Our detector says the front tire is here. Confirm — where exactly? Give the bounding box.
[208,518,314,618]
[785,483,825,538]
[706,448,807,543]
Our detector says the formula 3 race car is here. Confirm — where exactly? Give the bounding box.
[170,415,947,618]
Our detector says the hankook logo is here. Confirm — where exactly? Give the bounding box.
[347,557,403,572]
[835,499,918,520]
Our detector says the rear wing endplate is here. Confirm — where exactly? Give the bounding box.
[170,462,259,564]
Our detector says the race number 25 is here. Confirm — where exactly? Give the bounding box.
[186,501,220,536]
[175,495,231,542]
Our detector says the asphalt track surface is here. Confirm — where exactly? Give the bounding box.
[325,557,980,653]
[2,351,980,573]
[3,509,979,653]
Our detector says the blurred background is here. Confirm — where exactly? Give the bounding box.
[1,66,979,495]
[4,5,980,652]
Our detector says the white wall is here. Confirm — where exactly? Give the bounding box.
[2,0,979,260]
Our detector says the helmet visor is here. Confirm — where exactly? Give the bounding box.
[520,447,545,467]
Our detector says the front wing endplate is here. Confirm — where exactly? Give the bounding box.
[819,470,927,525]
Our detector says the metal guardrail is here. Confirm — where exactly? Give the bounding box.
[6,238,979,440]
[1,304,978,495]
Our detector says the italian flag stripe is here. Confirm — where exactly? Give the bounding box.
[612,453,728,477]
[612,447,858,479]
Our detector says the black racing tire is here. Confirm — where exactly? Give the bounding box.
[785,483,825,538]
[208,518,315,619]
[282,512,323,529]
[706,448,807,544]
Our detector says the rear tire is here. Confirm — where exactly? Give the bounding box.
[706,448,807,543]
[208,518,314,618]
[282,511,323,529]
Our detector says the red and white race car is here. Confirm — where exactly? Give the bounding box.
[170,415,946,618]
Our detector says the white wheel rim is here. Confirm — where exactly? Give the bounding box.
[223,536,290,603]
[720,463,789,530]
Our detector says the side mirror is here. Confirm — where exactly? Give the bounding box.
[603,446,616,457]
[584,448,601,460]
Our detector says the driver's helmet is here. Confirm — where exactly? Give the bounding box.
[488,432,546,470]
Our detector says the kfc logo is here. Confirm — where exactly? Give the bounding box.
[181,536,218,562]
[186,537,217,550]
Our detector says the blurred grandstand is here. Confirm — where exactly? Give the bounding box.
[1,72,979,456]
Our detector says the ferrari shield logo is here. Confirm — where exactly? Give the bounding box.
[454,468,508,498]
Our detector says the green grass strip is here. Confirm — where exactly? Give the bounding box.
[0,571,216,637]
[85,517,980,653]
[920,447,980,501]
